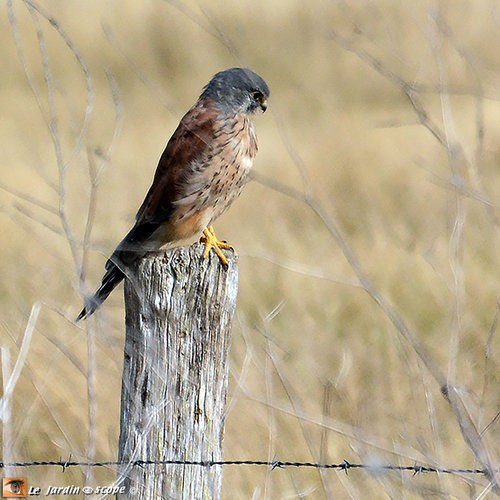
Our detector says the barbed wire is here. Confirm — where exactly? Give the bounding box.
[0,457,488,476]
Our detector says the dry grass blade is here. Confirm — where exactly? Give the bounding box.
[0,303,40,422]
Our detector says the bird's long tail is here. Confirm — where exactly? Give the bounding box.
[75,221,159,322]
[76,262,125,322]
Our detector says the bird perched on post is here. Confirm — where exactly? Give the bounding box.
[76,68,269,321]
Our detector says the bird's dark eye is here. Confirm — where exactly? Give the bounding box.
[251,91,263,101]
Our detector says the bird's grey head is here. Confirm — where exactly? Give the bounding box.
[201,68,270,115]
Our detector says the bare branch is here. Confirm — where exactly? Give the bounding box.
[0,303,40,422]
[0,182,58,215]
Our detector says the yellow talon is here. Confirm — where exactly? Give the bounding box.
[200,225,235,265]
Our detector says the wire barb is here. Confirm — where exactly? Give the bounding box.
[271,456,284,470]
[59,454,72,472]
[340,459,351,475]
[412,463,424,476]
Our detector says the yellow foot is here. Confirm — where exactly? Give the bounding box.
[200,226,236,265]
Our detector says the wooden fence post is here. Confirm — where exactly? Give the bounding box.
[116,243,238,499]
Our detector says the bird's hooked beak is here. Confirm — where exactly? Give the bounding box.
[260,99,268,112]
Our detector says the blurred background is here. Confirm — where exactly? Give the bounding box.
[1,0,499,497]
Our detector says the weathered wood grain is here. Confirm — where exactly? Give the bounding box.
[117,243,238,499]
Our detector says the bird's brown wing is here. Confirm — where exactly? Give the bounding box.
[135,97,219,226]
[76,97,219,321]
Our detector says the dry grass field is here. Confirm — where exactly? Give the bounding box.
[1,0,499,498]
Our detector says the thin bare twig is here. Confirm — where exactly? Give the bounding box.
[22,0,94,168]
[240,249,361,288]
[81,149,99,283]
[162,0,242,60]
[428,2,466,396]
[0,303,40,421]
[27,5,82,276]
[479,304,499,435]
[0,182,58,215]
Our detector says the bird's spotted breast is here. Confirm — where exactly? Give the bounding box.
[170,110,257,229]
[207,116,256,221]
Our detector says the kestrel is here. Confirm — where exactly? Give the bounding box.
[77,68,269,321]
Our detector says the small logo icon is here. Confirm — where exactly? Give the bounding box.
[2,478,27,497]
